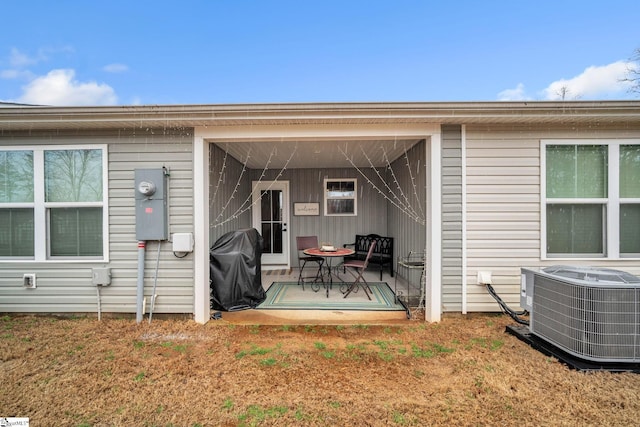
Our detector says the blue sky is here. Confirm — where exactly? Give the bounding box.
[1,0,639,106]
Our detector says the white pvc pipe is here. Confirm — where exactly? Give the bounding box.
[96,286,102,321]
[148,241,162,324]
[136,241,146,323]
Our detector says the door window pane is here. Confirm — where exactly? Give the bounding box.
[620,145,640,198]
[260,191,271,221]
[45,149,102,202]
[272,223,283,254]
[547,204,604,255]
[620,204,640,255]
[546,145,607,198]
[261,223,272,254]
[49,208,103,257]
[271,190,282,222]
[0,208,34,257]
[0,151,33,202]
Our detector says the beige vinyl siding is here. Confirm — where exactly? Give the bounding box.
[464,124,640,312]
[441,126,463,312]
[0,129,195,315]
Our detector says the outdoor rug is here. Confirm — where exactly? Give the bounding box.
[257,282,405,311]
[264,268,292,276]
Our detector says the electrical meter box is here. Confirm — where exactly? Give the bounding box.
[135,168,168,240]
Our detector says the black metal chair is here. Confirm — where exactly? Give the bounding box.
[341,240,376,300]
[296,236,324,290]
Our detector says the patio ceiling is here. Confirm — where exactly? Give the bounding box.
[212,138,422,169]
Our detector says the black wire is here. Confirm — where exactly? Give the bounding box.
[485,283,529,326]
[173,251,189,259]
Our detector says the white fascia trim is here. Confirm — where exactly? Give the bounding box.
[193,123,441,141]
[461,125,468,314]
[193,134,210,324]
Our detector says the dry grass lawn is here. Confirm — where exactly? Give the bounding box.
[1,312,640,426]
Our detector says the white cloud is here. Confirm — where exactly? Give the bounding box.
[0,69,19,79]
[497,60,637,101]
[17,69,117,106]
[497,83,531,101]
[541,61,634,100]
[9,47,41,68]
[103,63,129,73]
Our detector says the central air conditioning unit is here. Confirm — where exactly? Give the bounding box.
[520,265,640,363]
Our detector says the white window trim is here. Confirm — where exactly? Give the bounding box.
[323,178,357,216]
[541,139,640,261]
[0,145,109,263]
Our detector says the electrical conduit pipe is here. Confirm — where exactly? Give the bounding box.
[136,240,146,323]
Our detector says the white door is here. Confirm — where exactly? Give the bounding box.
[252,181,290,267]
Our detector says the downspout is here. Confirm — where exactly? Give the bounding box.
[136,240,146,323]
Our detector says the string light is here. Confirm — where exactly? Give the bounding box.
[210,143,229,205]
[338,145,425,225]
[403,147,425,219]
[381,146,421,219]
[211,143,298,229]
[211,149,249,224]
[361,145,417,218]
[211,140,425,229]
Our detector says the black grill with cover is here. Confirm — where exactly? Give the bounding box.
[209,228,265,311]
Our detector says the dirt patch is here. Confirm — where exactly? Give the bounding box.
[1,313,640,426]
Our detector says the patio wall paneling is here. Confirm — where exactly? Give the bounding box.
[251,167,388,267]
[388,139,428,299]
[209,143,252,245]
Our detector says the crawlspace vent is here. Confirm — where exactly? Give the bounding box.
[531,275,640,363]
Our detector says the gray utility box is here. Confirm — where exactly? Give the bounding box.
[135,168,168,241]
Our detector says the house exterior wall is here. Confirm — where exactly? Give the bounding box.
[441,126,463,311]
[0,129,195,315]
[464,123,640,312]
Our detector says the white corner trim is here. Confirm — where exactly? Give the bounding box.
[193,134,210,324]
[426,133,442,322]
[461,125,468,314]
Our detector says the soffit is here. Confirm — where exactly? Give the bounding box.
[212,139,422,169]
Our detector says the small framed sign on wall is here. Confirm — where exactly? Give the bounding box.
[294,202,320,216]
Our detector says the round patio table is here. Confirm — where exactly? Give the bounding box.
[303,247,355,297]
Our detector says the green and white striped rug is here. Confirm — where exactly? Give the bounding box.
[257,282,405,311]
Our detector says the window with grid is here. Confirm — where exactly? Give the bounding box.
[324,178,357,216]
[0,146,107,260]
[543,140,640,259]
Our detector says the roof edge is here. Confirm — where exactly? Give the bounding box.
[1,100,640,130]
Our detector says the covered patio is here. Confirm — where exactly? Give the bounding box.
[193,116,444,324]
